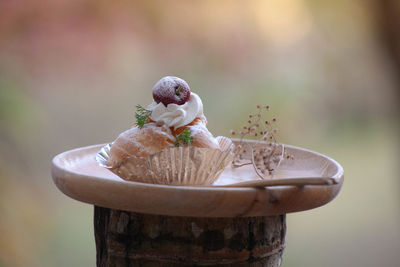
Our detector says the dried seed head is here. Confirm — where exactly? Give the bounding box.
[230,104,287,178]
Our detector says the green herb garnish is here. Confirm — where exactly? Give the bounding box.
[175,128,193,147]
[135,105,152,129]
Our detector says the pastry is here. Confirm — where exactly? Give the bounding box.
[97,76,233,185]
[108,76,223,169]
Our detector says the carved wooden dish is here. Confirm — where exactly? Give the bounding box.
[51,142,343,217]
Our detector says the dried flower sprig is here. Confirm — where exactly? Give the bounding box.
[230,105,293,179]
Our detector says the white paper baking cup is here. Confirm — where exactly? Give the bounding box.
[96,136,234,186]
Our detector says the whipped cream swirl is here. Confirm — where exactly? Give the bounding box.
[147,92,204,130]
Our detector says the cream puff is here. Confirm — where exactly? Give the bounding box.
[108,76,219,166]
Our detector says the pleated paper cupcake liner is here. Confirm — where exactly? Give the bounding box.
[96,136,234,186]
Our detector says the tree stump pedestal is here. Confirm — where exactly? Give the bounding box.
[94,206,286,266]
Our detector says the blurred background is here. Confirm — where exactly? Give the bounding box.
[0,0,399,266]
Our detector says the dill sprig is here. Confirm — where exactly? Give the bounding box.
[135,105,152,129]
[175,128,193,147]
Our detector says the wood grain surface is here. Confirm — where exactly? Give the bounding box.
[94,207,286,266]
[52,142,343,217]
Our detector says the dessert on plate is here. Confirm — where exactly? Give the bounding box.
[98,76,233,185]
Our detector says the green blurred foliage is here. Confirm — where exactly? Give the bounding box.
[0,0,398,266]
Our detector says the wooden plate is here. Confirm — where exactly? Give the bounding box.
[51,143,343,217]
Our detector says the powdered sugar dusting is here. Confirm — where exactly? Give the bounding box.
[152,76,191,105]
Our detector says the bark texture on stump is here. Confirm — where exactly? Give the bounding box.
[94,206,286,267]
